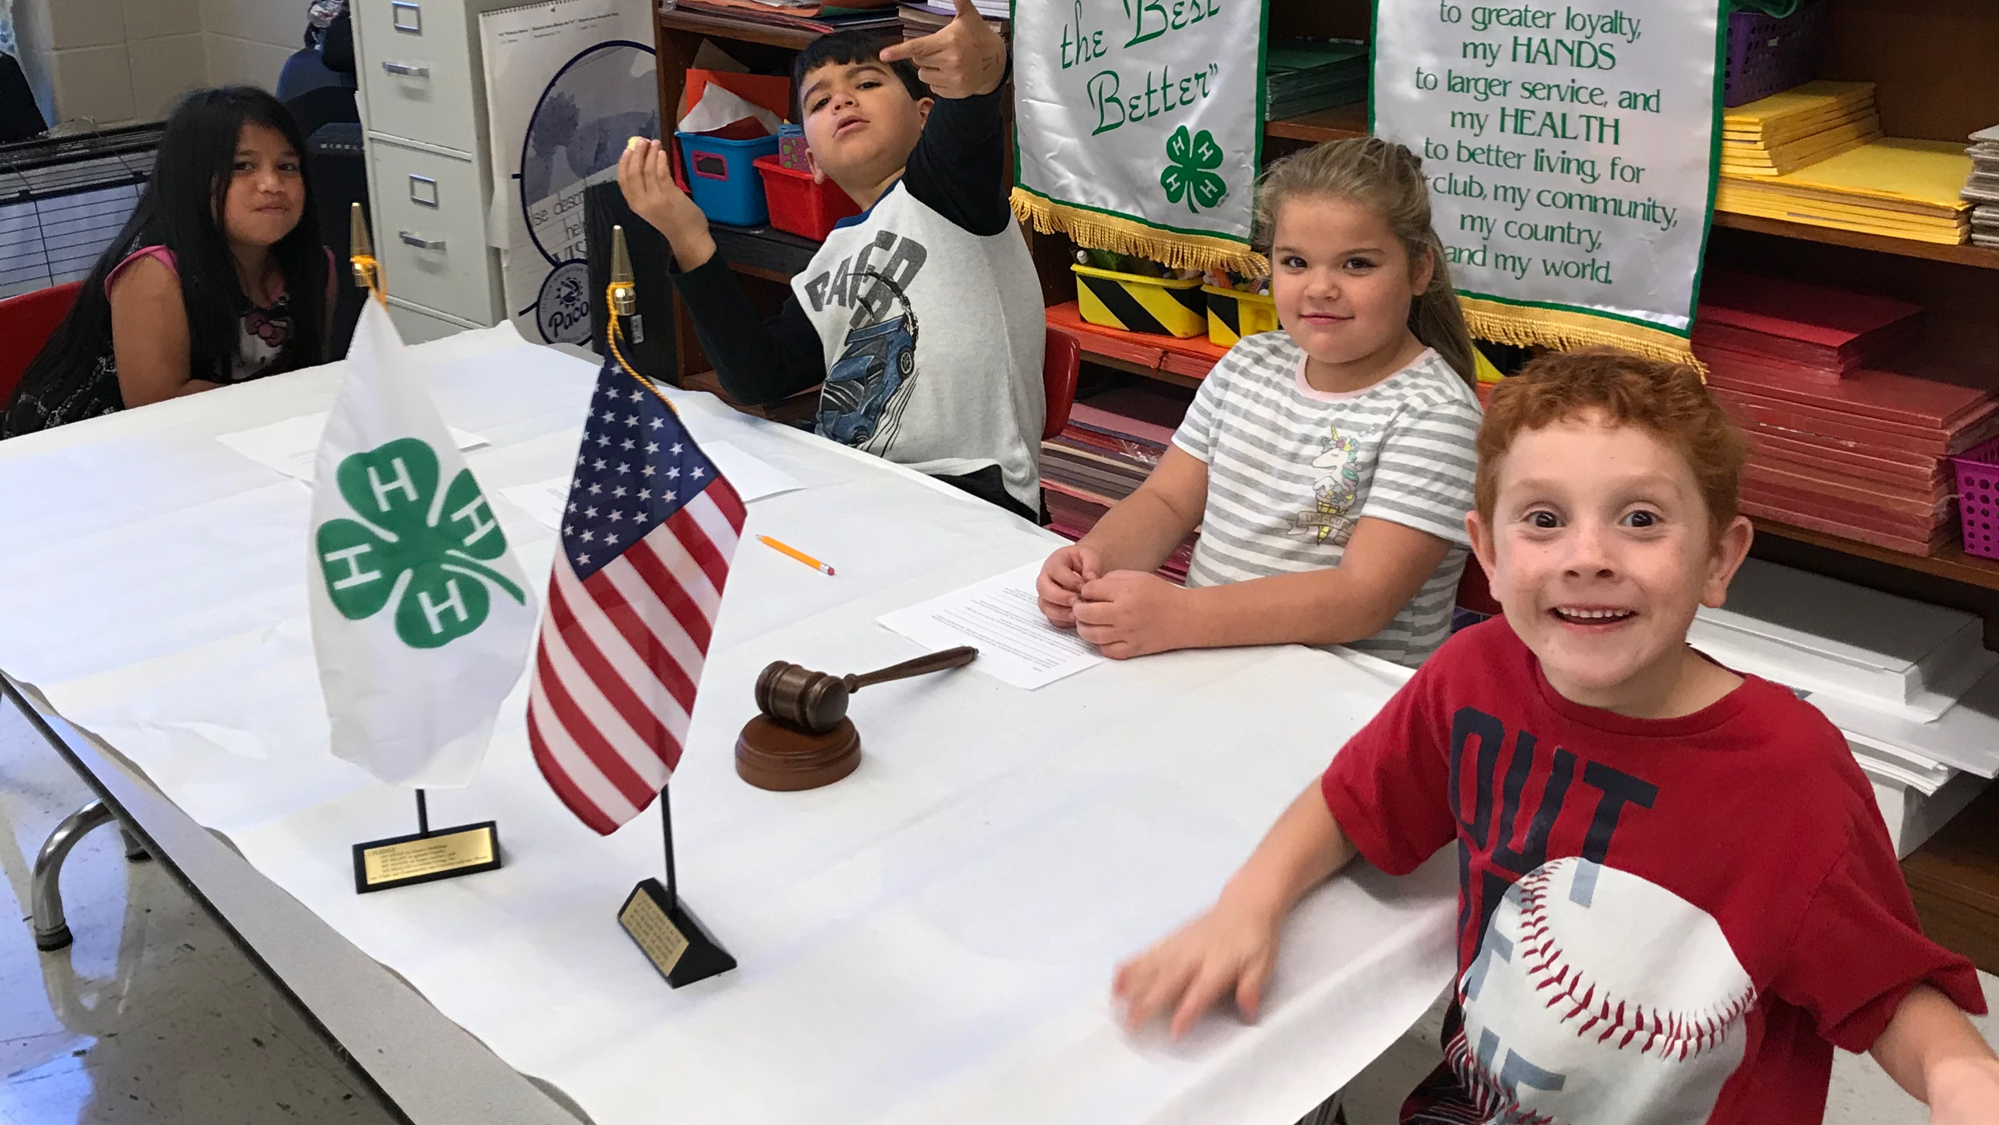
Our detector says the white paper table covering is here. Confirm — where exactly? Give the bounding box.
[0,326,1455,1125]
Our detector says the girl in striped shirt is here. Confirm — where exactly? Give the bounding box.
[1035,137,1485,668]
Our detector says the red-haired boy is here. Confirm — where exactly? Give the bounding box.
[1115,348,1998,1122]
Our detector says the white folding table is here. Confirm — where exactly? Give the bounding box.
[0,325,1455,1125]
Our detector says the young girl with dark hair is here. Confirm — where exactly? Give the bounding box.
[2,86,329,437]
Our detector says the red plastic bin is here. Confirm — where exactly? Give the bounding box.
[753,154,860,241]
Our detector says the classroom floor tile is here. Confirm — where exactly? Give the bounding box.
[2,693,1995,1123]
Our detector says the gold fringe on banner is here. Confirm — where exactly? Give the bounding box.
[1458,295,1703,372]
[1011,189,1269,276]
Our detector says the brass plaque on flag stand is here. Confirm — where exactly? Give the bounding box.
[619,878,736,988]
[352,822,502,894]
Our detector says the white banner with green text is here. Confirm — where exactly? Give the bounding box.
[1011,0,1268,272]
[1371,0,1724,361]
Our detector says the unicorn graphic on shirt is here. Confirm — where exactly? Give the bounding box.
[1293,423,1363,546]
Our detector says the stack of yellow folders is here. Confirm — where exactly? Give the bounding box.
[1716,138,1974,245]
[1722,81,1881,178]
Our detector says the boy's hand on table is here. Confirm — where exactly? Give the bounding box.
[1036,544,1102,628]
[618,138,716,268]
[1074,570,1186,658]
[879,0,1006,99]
[1113,902,1280,1039]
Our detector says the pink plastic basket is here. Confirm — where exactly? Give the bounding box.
[1952,434,1999,560]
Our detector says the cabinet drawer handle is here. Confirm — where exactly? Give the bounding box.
[381,60,430,77]
[399,230,446,250]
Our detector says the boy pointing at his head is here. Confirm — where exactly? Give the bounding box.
[620,0,1045,521]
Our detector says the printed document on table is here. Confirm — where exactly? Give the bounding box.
[217,413,487,482]
[500,479,569,530]
[699,441,805,502]
[498,442,801,532]
[878,561,1103,690]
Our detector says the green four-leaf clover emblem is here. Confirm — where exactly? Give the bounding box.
[1160,126,1227,214]
[315,438,525,649]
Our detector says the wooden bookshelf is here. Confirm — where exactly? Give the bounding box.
[1265,104,1367,144]
[1904,782,1999,975]
[656,6,821,50]
[1753,519,1999,594]
[1045,302,1226,387]
[1711,213,1999,271]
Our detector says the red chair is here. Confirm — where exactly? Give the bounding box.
[1456,554,1502,616]
[1043,325,1081,441]
[0,281,82,406]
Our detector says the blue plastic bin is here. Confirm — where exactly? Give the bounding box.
[676,131,781,227]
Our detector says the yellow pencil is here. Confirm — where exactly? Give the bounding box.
[758,535,835,576]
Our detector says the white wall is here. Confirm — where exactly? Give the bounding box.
[202,0,300,95]
[14,0,207,128]
[14,0,302,129]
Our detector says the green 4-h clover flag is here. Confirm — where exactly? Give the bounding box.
[307,301,536,788]
[1011,0,1268,273]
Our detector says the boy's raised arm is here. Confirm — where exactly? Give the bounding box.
[879,0,1005,99]
[886,0,1013,237]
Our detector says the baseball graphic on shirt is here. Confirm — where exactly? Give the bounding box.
[1451,857,1756,1125]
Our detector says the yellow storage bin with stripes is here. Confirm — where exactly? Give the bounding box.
[1072,264,1207,338]
[1202,285,1279,347]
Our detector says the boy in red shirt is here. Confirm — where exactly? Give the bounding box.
[1114,349,1999,1122]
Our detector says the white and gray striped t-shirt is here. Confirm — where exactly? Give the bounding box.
[1171,334,1482,666]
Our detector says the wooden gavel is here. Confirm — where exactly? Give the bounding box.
[754,646,978,733]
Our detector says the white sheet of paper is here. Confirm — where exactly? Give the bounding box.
[702,440,805,502]
[217,412,487,482]
[500,478,569,529]
[878,561,1103,690]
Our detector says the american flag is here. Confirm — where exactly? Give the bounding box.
[526,357,746,835]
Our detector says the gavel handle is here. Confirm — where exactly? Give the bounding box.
[846,646,979,691]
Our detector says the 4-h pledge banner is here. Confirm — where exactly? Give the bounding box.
[1372,0,1725,361]
[1011,0,1268,272]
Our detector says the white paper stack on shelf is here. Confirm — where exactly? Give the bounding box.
[1691,558,1999,856]
[1967,124,1999,249]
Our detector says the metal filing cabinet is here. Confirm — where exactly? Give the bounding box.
[350,0,510,338]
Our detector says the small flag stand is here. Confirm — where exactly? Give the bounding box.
[600,224,737,987]
[339,200,507,895]
[617,784,736,987]
[351,789,502,894]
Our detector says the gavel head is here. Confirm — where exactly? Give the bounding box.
[754,660,850,734]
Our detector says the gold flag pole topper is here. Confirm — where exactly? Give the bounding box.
[603,223,678,413]
[349,202,385,306]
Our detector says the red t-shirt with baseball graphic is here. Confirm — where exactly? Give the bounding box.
[1322,616,1984,1125]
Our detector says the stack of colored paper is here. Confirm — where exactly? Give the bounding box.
[1713,359,1999,554]
[1263,39,1369,120]
[1692,270,1999,554]
[1692,272,1924,384]
[1722,81,1881,177]
[1041,385,1198,584]
[1966,125,1999,249]
[1717,137,1974,244]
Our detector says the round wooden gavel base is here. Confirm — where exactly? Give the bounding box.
[735,715,862,791]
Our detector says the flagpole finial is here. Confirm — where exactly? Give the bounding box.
[610,224,637,317]
[349,203,375,288]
